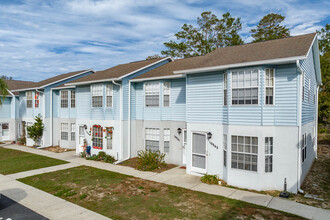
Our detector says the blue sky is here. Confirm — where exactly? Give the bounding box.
[0,0,329,82]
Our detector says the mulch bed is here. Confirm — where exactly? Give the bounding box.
[118,157,177,173]
[41,146,75,153]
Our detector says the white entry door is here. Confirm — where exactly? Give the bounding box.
[182,129,187,165]
[79,125,85,146]
[1,123,10,141]
[191,132,207,173]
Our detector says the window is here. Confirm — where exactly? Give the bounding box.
[265,68,274,105]
[61,123,68,140]
[232,69,258,105]
[105,127,113,149]
[163,82,170,107]
[1,123,9,138]
[224,73,228,106]
[145,82,159,107]
[265,137,273,172]
[92,125,103,149]
[223,134,227,167]
[145,128,160,151]
[106,84,113,107]
[302,133,307,163]
[91,84,103,108]
[79,126,85,145]
[35,92,40,108]
[60,91,68,108]
[183,129,187,145]
[231,135,258,171]
[164,128,170,153]
[302,72,305,101]
[71,90,76,108]
[26,91,33,108]
[71,123,76,141]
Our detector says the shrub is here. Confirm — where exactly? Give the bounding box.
[319,128,327,133]
[137,150,166,171]
[98,151,107,158]
[27,114,44,147]
[85,152,116,164]
[104,155,116,164]
[201,174,219,185]
[18,136,26,145]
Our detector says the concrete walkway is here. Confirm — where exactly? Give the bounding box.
[2,144,330,220]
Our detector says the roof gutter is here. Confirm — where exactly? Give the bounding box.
[173,56,307,75]
[65,78,120,86]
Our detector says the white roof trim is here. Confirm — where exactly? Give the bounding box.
[65,78,120,86]
[173,56,307,74]
[11,87,40,92]
[52,86,76,90]
[40,69,94,88]
[118,57,173,79]
[130,74,184,82]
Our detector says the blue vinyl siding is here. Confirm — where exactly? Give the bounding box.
[18,91,42,119]
[131,78,186,121]
[56,89,77,119]
[0,97,12,118]
[301,47,318,125]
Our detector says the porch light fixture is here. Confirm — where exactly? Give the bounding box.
[177,128,182,134]
[83,124,87,130]
[207,132,212,140]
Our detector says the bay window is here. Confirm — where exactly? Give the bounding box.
[232,69,258,105]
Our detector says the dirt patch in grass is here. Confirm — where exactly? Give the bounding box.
[19,166,304,220]
[118,157,177,173]
[41,146,75,153]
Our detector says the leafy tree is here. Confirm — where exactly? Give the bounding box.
[250,13,290,42]
[146,54,163,60]
[1,75,13,80]
[317,24,329,54]
[0,78,9,106]
[161,11,244,58]
[27,114,44,147]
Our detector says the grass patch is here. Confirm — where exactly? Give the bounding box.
[19,166,304,219]
[0,147,68,175]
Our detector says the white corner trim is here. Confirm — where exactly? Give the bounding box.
[130,74,184,82]
[173,56,307,75]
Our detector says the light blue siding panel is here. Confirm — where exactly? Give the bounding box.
[0,97,11,118]
[76,85,91,119]
[169,78,186,121]
[58,89,77,119]
[187,72,222,123]
[52,90,59,118]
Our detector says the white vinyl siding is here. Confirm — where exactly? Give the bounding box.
[71,90,76,108]
[265,137,273,172]
[163,82,170,107]
[60,91,68,108]
[232,69,258,105]
[164,128,170,153]
[71,123,76,141]
[26,91,33,108]
[145,128,160,152]
[265,68,274,105]
[106,84,113,108]
[91,84,103,108]
[145,82,159,107]
[231,135,258,172]
[61,123,68,140]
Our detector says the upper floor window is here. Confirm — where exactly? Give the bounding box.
[26,91,33,108]
[91,84,103,108]
[106,84,113,108]
[265,68,274,105]
[224,73,228,106]
[60,90,68,108]
[35,92,40,108]
[232,69,258,105]
[163,82,170,107]
[71,90,76,108]
[145,82,159,107]
[231,135,258,171]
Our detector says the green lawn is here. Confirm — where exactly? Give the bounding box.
[0,147,68,175]
[19,166,304,220]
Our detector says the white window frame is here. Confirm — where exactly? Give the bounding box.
[302,133,307,163]
[265,137,273,173]
[231,69,259,105]
[224,73,228,106]
[145,128,160,152]
[265,68,274,105]
[105,127,113,150]
[61,123,69,140]
[26,91,33,108]
[35,91,40,108]
[92,125,103,149]
[71,90,76,108]
[223,134,227,167]
[60,90,69,108]
[164,128,170,153]
[163,82,170,107]
[71,123,76,141]
[145,82,160,107]
[231,135,258,172]
[106,84,113,108]
[91,84,103,108]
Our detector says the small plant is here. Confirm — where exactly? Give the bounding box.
[98,151,107,158]
[27,114,44,147]
[104,155,116,163]
[201,174,219,185]
[80,194,87,200]
[85,151,116,164]
[137,150,166,171]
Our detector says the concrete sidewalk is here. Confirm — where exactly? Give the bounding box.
[2,144,330,220]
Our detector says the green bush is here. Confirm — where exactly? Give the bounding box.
[85,152,116,164]
[319,128,327,133]
[104,155,116,164]
[137,150,166,171]
[201,174,219,185]
[98,151,107,158]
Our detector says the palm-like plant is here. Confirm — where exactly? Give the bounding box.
[0,78,9,106]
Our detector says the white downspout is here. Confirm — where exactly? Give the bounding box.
[296,60,304,194]
[49,88,53,147]
[7,89,16,141]
[315,86,319,159]
[128,80,131,159]
[112,80,122,160]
